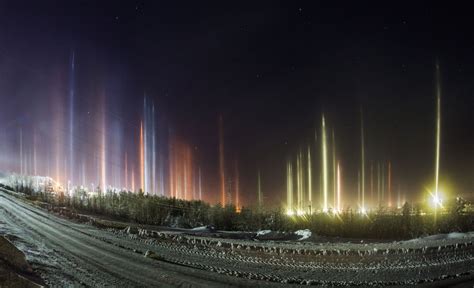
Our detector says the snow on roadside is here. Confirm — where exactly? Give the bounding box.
[191,226,209,232]
[405,231,474,242]
[255,229,311,240]
[294,229,312,241]
[256,230,272,236]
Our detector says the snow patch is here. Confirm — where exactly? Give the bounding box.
[294,229,312,241]
[447,232,474,239]
[256,230,272,236]
[191,226,209,232]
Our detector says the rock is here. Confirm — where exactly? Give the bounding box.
[0,236,32,273]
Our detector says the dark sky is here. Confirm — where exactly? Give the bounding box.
[0,1,473,206]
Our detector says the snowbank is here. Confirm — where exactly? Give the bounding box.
[254,230,312,241]
[295,229,312,241]
[256,230,272,236]
[406,232,474,242]
[190,225,216,232]
[191,226,209,232]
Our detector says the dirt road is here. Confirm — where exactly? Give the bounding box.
[0,189,279,287]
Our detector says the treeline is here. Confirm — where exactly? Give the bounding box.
[2,178,473,239]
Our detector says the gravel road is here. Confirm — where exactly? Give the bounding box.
[0,189,282,287]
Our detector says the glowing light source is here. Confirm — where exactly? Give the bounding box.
[429,190,444,209]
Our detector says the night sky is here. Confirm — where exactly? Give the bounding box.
[1,1,473,206]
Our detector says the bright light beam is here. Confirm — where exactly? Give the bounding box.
[337,161,341,212]
[218,115,225,206]
[198,167,202,200]
[69,52,75,185]
[100,106,107,191]
[296,154,301,211]
[140,121,144,192]
[332,129,336,211]
[322,115,328,212]
[257,169,262,209]
[287,160,293,214]
[360,107,365,212]
[307,146,312,213]
[388,161,392,207]
[235,160,240,212]
[434,61,441,205]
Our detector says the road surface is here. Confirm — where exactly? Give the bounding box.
[0,189,280,287]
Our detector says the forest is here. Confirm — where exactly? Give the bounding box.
[3,175,473,240]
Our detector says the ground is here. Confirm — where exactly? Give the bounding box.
[0,188,473,287]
